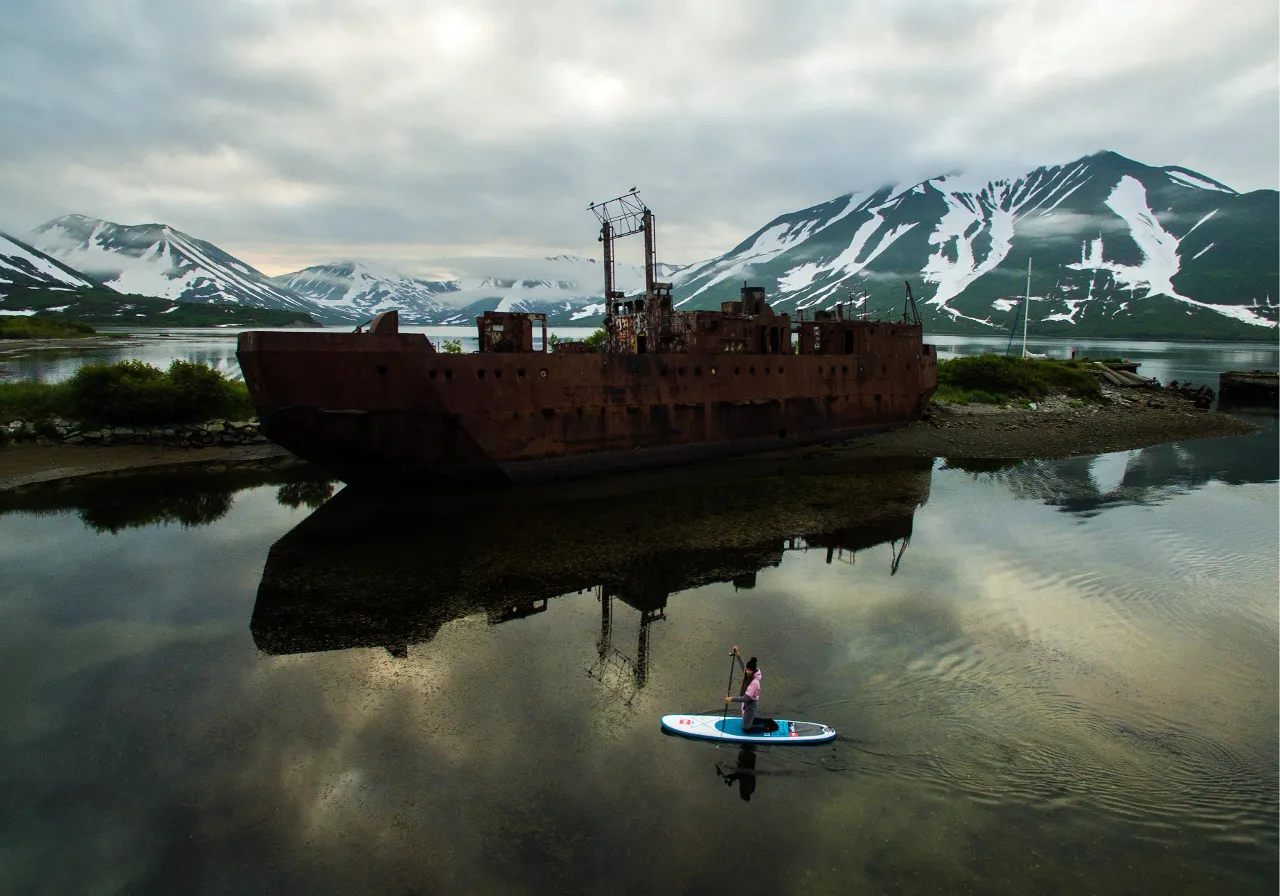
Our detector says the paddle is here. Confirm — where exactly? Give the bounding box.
[721,646,737,729]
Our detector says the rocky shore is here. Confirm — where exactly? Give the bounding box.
[842,386,1260,461]
[0,387,1263,492]
[3,418,266,448]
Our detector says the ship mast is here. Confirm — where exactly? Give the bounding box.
[1022,258,1032,358]
[589,188,654,309]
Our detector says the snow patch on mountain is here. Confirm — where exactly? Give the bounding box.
[1166,170,1234,193]
[0,232,99,290]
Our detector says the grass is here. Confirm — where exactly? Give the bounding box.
[0,316,97,339]
[934,354,1102,405]
[0,360,254,427]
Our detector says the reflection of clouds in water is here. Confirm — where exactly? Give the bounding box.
[1089,449,1136,495]
[1,470,1276,892]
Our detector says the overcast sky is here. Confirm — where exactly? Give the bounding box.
[2,0,1276,278]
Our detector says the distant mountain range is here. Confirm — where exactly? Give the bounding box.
[4,151,1277,339]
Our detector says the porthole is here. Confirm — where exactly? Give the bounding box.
[429,370,438,380]
[678,367,686,376]
[477,369,485,379]
[749,366,755,375]
[495,369,502,379]
[444,369,453,380]
[694,366,702,376]
[735,366,740,375]
[540,368,548,378]
[818,366,823,374]
[710,366,717,376]
[518,369,526,379]
[842,365,848,374]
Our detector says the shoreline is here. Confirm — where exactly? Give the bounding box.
[0,393,1263,492]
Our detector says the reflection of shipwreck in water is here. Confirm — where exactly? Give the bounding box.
[250,455,933,692]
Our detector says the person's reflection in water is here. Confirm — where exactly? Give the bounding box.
[716,746,757,801]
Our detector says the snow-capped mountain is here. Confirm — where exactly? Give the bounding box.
[674,151,1278,339]
[19,152,1275,337]
[0,231,101,294]
[30,215,316,314]
[275,254,685,325]
[271,261,458,322]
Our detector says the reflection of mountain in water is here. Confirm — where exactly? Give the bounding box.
[250,457,934,689]
[948,414,1277,515]
[0,460,333,531]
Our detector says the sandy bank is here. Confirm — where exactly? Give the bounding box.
[0,389,1261,492]
[0,442,295,491]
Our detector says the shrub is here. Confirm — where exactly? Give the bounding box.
[584,328,606,352]
[441,339,463,354]
[936,354,1099,404]
[67,360,248,425]
[0,380,75,421]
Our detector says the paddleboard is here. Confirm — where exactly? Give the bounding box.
[661,714,836,744]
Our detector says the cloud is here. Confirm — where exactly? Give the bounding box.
[0,0,1275,275]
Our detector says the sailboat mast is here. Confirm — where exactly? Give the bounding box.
[1022,258,1031,357]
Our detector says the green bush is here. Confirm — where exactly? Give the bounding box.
[0,316,95,339]
[584,328,606,352]
[67,360,250,425]
[441,339,463,354]
[0,380,75,421]
[935,354,1100,404]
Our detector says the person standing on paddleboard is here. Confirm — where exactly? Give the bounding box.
[724,646,764,733]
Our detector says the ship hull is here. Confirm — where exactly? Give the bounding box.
[237,328,937,484]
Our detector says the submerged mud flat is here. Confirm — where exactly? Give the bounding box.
[0,426,1275,894]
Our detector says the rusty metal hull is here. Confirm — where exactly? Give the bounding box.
[237,328,937,484]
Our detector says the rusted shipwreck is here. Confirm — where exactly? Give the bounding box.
[237,194,938,484]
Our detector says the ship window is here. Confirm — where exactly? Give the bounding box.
[749,366,755,375]
[518,368,526,379]
[694,366,701,376]
[882,364,887,373]
[540,368,548,378]
[429,370,437,380]
[445,369,453,380]
[495,369,502,378]
[874,394,882,402]
[477,369,485,379]
[818,366,823,374]
[924,345,932,355]
[710,367,716,375]
[678,367,685,376]
[764,366,769,374]
[842,365,848,374]
[734,366,740,375]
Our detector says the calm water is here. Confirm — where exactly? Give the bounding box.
[3,329,1275,394]
[0,422,1276,893]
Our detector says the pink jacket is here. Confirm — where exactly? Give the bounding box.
[743,669,761,701]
